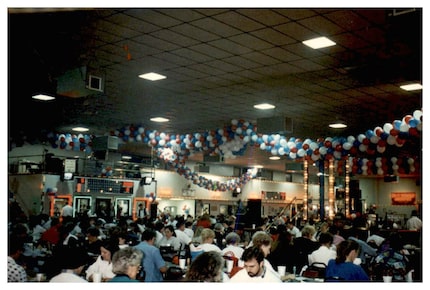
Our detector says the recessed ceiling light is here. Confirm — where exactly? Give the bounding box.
[32,94,55,101]
[302,36,336,49]
[254,103,276,110]
[138,72,166,81]
[150,117,169,123]
[400,83,423,91]
[329,121,347,129]
[72,127,89,132]
[269,156,281,160]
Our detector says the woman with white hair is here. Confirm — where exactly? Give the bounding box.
[108,247,144,282]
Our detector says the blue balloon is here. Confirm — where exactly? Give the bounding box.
[365,129,374,139]
[393,120,402,130]
[409,119,418,128]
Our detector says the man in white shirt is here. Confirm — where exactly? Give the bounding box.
[61,203,73,218]
[229,246,281,282]
[308,232,336,266]
[286,221,301,238]
[406,210,422,231]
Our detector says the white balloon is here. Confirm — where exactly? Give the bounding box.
[391,157,398,164]
[251,134,258,142]
[343,142,352,150]
[383,123,393,133]
[347,136,355,143]
[271,148,278,155]
[158,139,165,146]
[377,168,384,175]
[413,109,423,120]
[278,147,285,155]
[260,143,266,150]
[387,135,396,145]
[298,148,306,157]
[392,164,399,171]
[410,166,415,172]
[375,160,382,167]
[311,154,320,161]
[319,147,327,155]
[400,122,409,132]
[333,151,341,159]
[262,135,269,142]
[231,119,238,126]
[408,158,414,165]
[310,142,318,150]
[357,134,366,143]
[289,152,297,159]
[359,144,367,152]
[377,146,386,153]
[370,135,379,144]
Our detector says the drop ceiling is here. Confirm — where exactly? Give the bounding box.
[8,8,422,171]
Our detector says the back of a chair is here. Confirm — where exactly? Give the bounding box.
[302,262,327,279]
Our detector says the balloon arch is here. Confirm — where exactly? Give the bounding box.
[51,109,422,192]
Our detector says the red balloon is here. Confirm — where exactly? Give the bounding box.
[377,140,386,147]
[324,140,332,148]
[303,144,309,150]
[335,144,342,152]
[390,129,399,136]
[362,138,370,145]
[404,115,413,124]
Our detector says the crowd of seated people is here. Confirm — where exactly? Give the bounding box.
[7,203,422,283]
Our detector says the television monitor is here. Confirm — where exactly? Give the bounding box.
[63,172,74,181]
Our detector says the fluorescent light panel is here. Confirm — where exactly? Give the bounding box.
[302,36,336,49]
[72,127,89,132]
[139,72,166,81]
[32,94,55,101]
[269,156,281,160]
[150,117,169,122]
[400,83,422,91]
[254,103,276,110]
[329,122,347,129]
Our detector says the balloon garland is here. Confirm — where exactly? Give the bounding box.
[50,109,422,191]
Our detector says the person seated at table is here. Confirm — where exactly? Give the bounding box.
[158,225,182,261]
[267,224,295,273]
[185,251,225,282]
[108,247,144,282]
[291,225,320,273]
[229,246,282,282]
[83,226,103,257]
[222,232,244,259]
[49,246,90,282]
[134,228,167,282]
[368,232,411,281]
[8,236,27,282]
[308,232,336,267]
[248,231,279,278]
[325,240,370,281]
[191,228,222,253]
[86,239,120,282]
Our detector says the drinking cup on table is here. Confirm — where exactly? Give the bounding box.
[226,259,234,273]
[277,265,286,276]
[36,273,44,282]
[179,258,186,269]
[92,273,102,283]
[383,276,392,283]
